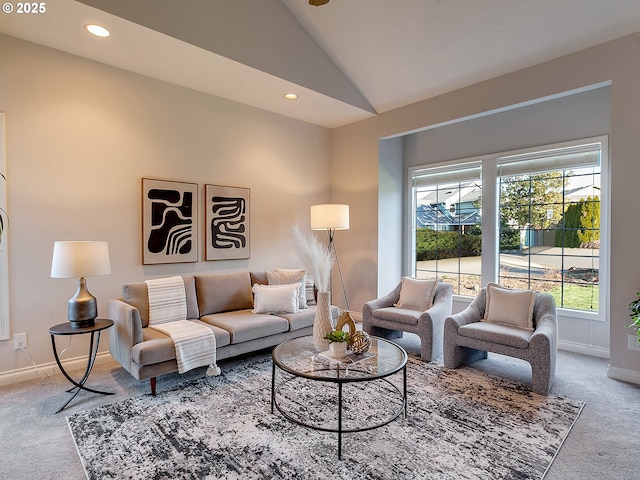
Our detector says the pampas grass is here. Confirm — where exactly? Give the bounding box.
[292,225,334,292]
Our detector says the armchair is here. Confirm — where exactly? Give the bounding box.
[363,281,453,361]
[443,286,558,395]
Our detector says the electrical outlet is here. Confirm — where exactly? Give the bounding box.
[628,334,640,352]
[13,332,27,350]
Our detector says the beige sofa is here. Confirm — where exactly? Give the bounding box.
[109,270,338,394]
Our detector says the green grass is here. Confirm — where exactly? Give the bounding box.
[548,284,599,311]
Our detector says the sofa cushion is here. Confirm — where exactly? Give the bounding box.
[133,320,231,366]
[252,283,300,314]
[200,310,289,344]
[267,268,308,309]
[482,282,535,331]
[394,277,439,311]
[250,271,268,286]
[458,321,532,349]
[196,272,253,315]
[123,275,199,328]
[373,306,422,326]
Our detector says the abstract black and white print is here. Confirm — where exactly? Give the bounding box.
[142,178,198,264]
[205,184,250,260]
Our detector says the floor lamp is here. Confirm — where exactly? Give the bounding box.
[310,204,350,313]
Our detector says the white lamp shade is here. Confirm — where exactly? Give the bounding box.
[51,241,111,278]
[310,204,349,230]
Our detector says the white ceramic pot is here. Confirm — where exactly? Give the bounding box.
[329,341,347,358]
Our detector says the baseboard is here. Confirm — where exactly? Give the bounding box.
[607,365,640,385]
[558,340,609,359]
[0,351,112,387]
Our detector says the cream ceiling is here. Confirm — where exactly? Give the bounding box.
[2,0,640,128]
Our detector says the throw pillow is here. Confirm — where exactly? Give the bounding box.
[482,282,535,331]
[394,277,439,311]
[267,268,308,309]
[252,283,301,314]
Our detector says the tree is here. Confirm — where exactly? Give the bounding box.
[555,201,582,248]
[500,172,565,229]
[578,196,600,244]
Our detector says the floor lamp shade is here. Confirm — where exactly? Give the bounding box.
[310,204,349,230]
[51,241,111,327]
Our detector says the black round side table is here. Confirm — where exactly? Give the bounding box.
[49,318,115,413]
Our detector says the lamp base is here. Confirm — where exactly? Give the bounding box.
[69,318,96,329]
[68,277,98,328]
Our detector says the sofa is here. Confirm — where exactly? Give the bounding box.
[109,270,338,394]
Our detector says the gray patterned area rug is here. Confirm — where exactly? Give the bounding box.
[67,353,583,480]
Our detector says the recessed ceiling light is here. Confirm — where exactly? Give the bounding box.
[283,93,298,100]
[85,24,110,38]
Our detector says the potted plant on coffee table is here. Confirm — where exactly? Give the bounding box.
[325,330,350,358]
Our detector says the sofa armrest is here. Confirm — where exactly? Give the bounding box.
[362,282,402,328]
[108,298,144,373]
[363,282,402,312]
[444,288,486,331]
[420,282,453,324]
[530,294,558,351]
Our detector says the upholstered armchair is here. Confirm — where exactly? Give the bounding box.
[443,284,558,395]
[363,279,453,361]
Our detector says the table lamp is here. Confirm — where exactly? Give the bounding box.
[51,241,111,328]
[310,204,350,311]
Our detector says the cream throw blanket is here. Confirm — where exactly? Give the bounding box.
[146,276,220,376]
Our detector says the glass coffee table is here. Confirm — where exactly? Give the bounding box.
[271,335,407,459]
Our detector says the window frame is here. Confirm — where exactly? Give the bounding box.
[408,135,609,322]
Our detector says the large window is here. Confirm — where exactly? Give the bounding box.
[412,162,482,295]
[410,137,607,318]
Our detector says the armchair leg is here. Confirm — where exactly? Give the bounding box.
[444,345,487,369]
[150,377,156,396]
[531,364,552,396]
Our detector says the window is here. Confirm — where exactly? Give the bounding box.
[410,136,607,318]
[411,162,482,295]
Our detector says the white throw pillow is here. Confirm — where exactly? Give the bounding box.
[482,282,535,331]
[252,283,301,314]
[268,268,308,309]
[394,277,439,311]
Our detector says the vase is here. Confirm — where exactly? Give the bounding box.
[313,291,333,351]
[329,341,347,358]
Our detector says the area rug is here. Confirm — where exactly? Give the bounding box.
[67,353,584,480]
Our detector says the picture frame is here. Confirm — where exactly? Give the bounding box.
[142,178,198,264]
[205,184,250,261]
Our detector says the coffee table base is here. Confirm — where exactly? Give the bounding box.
[271,363,407,459]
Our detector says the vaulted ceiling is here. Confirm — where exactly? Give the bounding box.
[2,0,640,128]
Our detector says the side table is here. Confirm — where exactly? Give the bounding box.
[49,318,115,413]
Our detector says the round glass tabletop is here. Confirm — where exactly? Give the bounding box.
[272,335,407,383]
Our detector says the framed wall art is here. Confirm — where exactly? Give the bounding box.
[142,178,198,264]
[205,184,250,261]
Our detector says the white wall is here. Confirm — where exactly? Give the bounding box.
[0,34,331,377]
[332,32,640,382]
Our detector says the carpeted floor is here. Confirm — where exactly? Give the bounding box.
[1,333,639,479]
[66,353,583,479]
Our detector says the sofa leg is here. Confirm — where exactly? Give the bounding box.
[150,377,156,396]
